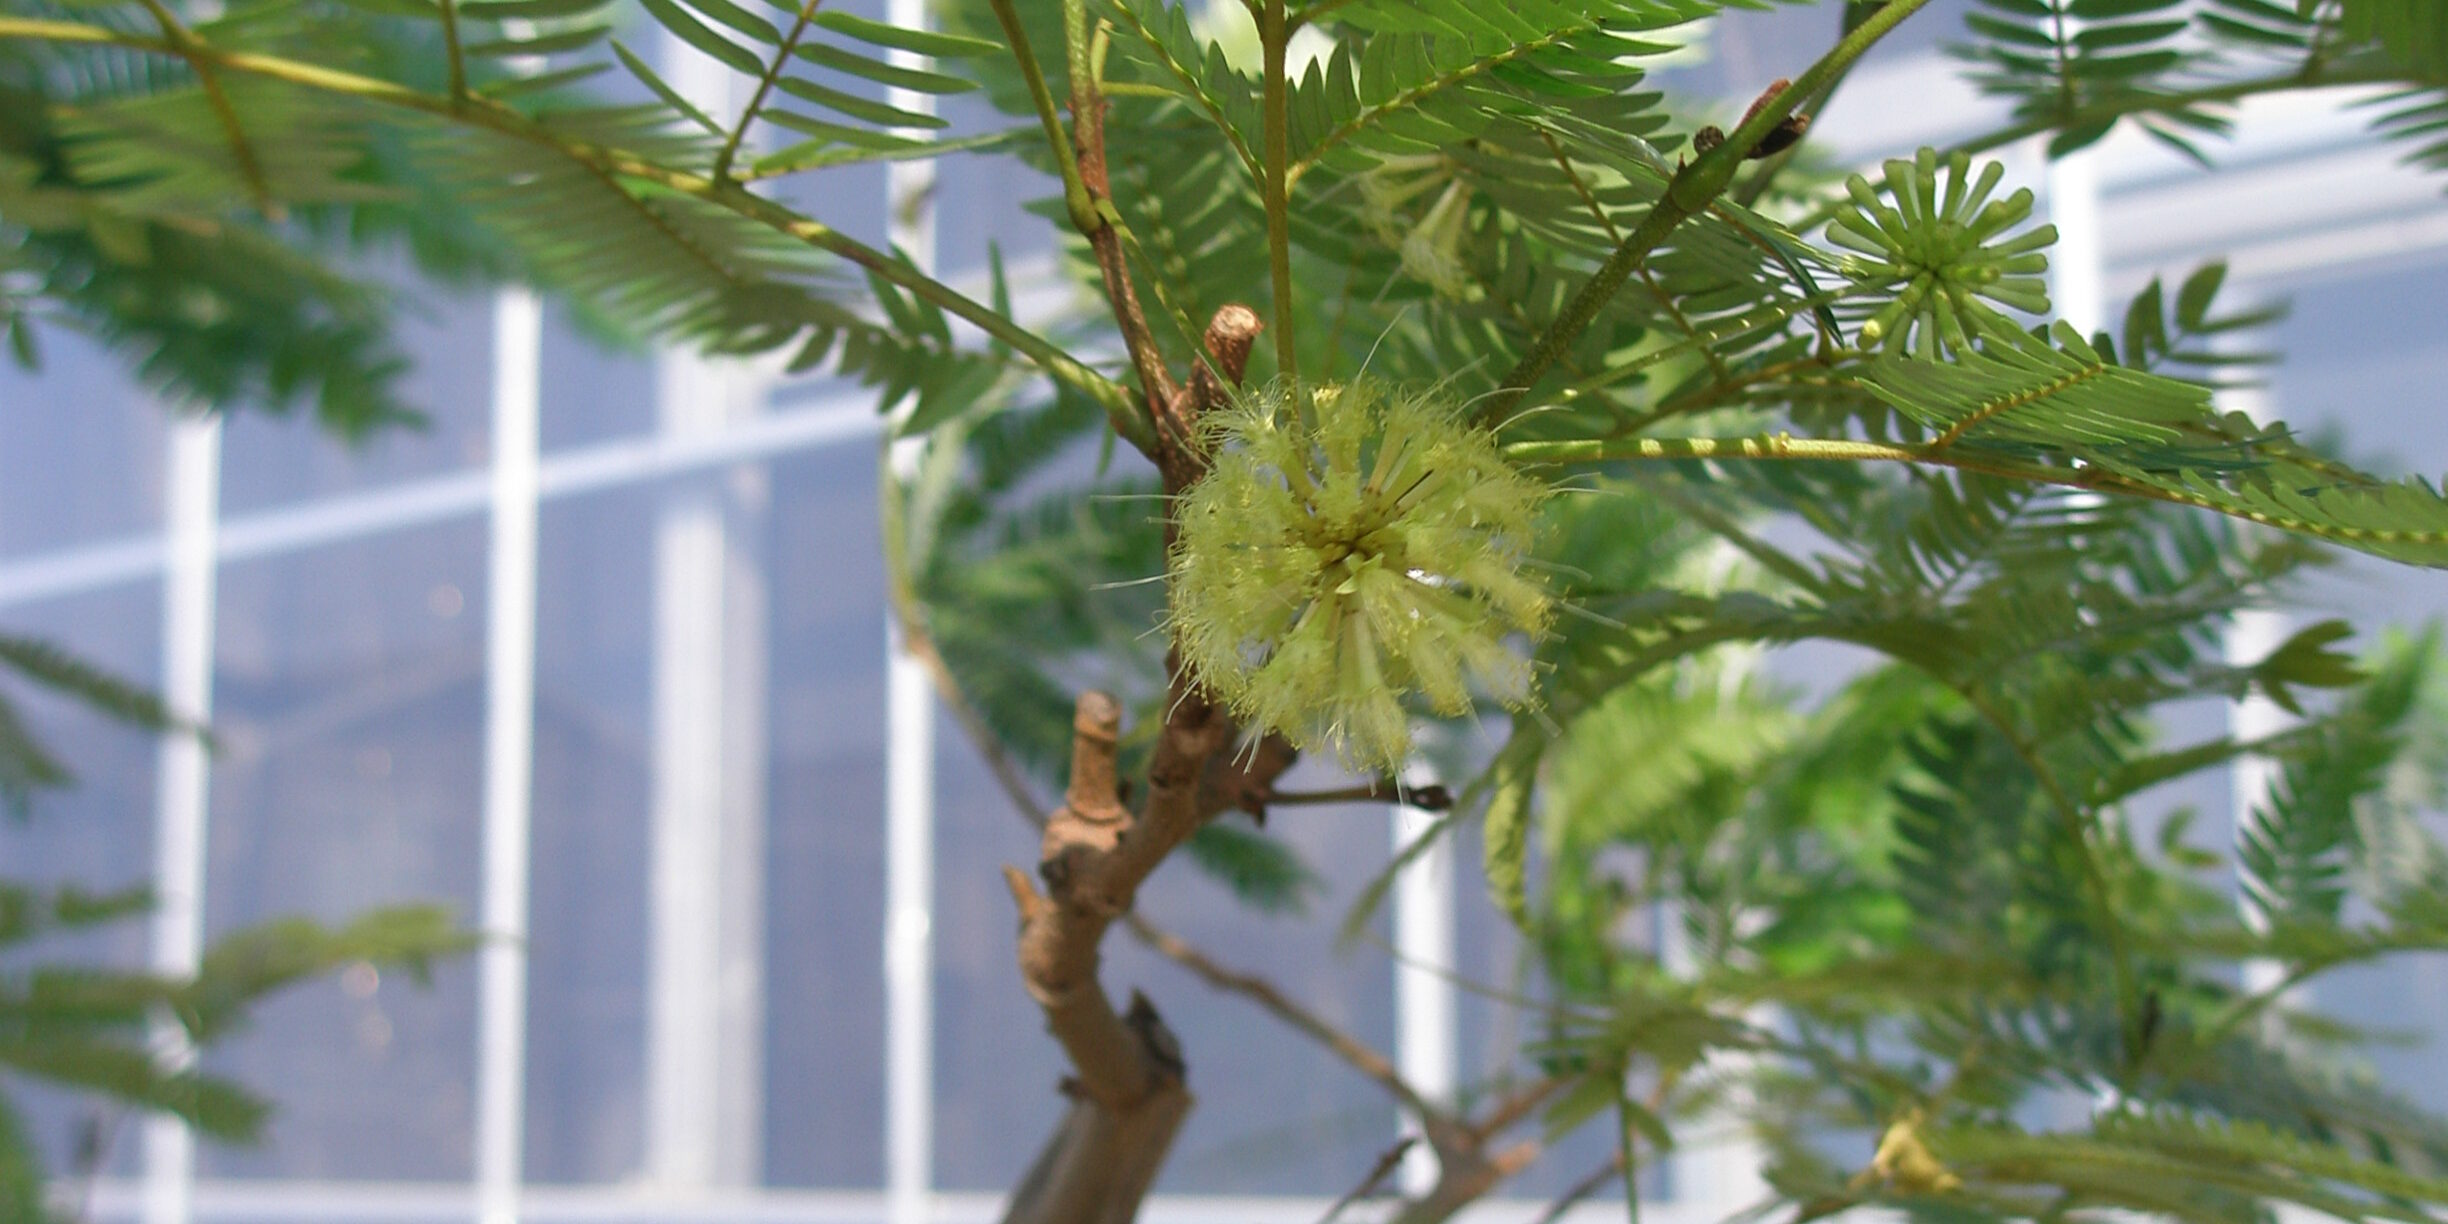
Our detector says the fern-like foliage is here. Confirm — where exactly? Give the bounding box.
[0,627,473,1218]
[0,636,179,816]
[1953,0,2209,156]
[0,895,474,1214]
[2340,0,2448,79]
[16,0,2448,1217]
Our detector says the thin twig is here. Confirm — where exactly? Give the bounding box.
[1267,780,1453,812]
[1060,0,1184,462]
[1125,910,1458,1136]
[1531,1153,1624,1224]
[715,2,824,182]
[1467,1075,1566,1144]
[1315,1137,1416,1224]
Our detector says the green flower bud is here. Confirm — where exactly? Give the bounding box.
[1170,378,1553,771]
[1828,148,2056,357]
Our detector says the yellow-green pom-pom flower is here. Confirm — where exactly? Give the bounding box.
[1170,378,1552,772]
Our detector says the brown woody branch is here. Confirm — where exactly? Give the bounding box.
[998,305,1272,1224]
[947,294,1557,1221]
[1531,1155,1627,1224]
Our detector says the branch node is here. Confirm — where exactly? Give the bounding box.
[1065,691,1129,823]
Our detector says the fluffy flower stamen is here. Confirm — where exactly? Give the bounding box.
[1170,378,1552,770]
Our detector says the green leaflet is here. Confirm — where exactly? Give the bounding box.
[1932,1113,2448,1221]
[0,894,474,1196]
[1858,323,2211,451]
[0,687,75,817]
[2341,0,2448,79]
[639,0,765,76]
[1181,823,1322,915]
[0,636,181,735]
[1482,733,1538,928]
[17,5,2448,1216]
[813,10,1002,58]
[1952,0,2205,152]
[2366,85,2448,179]
[2238,636,2422,927]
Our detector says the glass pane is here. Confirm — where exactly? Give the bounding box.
[215,276,492,517]
[198,521,486,1181]
[930,727,1067,1192]
[1119,776,1402,1197]
[539,307,656,454]
[760,441,889,1189]
[933,735,1406,1195]
[525,488,655,1182]
[0,333,164,561]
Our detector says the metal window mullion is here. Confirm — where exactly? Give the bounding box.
[142,413,223,1224]
[646,367,734,1189]
[882,1,941,1218]
[2046,144,2105,336]
[476,287,544,1224]
[644,33,769,1192]
[1390,768,1456,1199]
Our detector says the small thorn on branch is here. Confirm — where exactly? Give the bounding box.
[1125,989,1186,1079]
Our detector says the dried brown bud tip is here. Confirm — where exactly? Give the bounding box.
[1737,78,1794,129]
[1126,989,1187,1078]
[1694,79,1813,161]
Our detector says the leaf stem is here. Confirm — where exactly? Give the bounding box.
[985,0,1097,235]
[1951,683,2144,1066]
[1616,1089,1643,1224]
[1485,0,1939,422]
[715,2,822,182]
[131,0,281,220]
[439,0,469,102]
[1261,0,1297,384]
[1106,0,1262,178]
[1964,61,2402,158]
